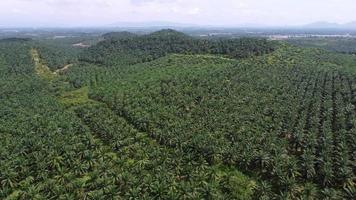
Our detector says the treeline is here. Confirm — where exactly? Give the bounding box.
[80,29,277,66]
[102,31,138,40]
[0,38,32,43]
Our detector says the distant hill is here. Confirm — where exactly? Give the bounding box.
[108,21,197,28]
[103,31,138,40]
[303,21,340,29]
[0,37,32,42]
[302,21,356,29]
[344,21,356,28]
[80,29,277,66]
[147,29,190,38]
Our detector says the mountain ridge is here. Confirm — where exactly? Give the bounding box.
[302,21,356,29]
[108,21,197,28]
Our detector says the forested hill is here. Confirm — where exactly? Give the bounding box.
[80,29,277,66]
[102,31,138,40]
[0,38,32,43]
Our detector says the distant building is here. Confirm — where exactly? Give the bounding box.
[72,43,90,48]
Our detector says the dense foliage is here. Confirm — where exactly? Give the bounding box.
[34,43,79,70]
[102,31,138,40]
[77,47,355,199]
[0,30,355,199]
[287,37,356,54]
[80,29,277,66]
[28,35,102,70]
[0,39,255,199]
[0,38,32,43]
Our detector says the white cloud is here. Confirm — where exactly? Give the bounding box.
[0,0,355,27]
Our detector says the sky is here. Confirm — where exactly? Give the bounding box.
[0,0,355,27]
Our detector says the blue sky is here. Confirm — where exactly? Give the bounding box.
[0,0,355,27]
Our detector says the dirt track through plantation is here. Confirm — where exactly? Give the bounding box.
[54,63,73,74]
[31,48,73,77]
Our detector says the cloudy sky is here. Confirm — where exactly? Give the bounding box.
[0,0,355,27]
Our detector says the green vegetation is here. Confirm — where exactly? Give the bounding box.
[33,34,101,71]
[59,87,94,107]
[102,31,138,40]
[81,46,356,199]
[0,30,355,199]
[0,38,32,43]
[287,37,356,54]
[31,48,57,80]
[35,44,79,71]
[80,29,277,66]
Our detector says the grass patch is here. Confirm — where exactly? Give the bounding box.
[213,165,256,200]
[59,87,96,107]
[30,49,57,80]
